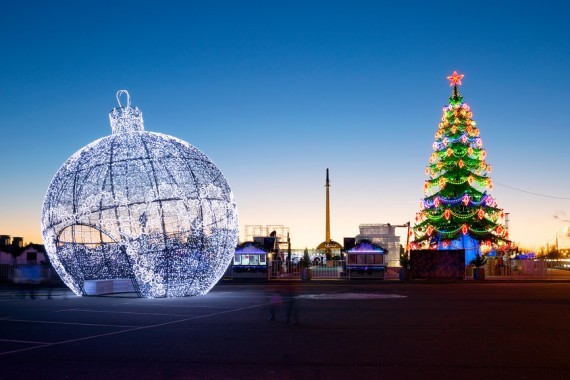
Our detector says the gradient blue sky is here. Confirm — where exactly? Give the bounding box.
[1,0,569,249]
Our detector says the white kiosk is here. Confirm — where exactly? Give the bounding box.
[346,240,386,279]
[233,242,268,279]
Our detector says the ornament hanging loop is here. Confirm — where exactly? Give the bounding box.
[109,89,144,134]
[116,90,131,109]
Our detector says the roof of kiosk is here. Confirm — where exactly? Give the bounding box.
[348,240,386,254]
[235,242,268,254]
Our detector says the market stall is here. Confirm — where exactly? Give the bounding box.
[233,242,268,279]
[346,240,386,279]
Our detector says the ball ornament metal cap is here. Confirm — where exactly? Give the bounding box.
[41,91,238,298]
[109,90,144,134]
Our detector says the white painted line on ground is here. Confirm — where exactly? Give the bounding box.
[0,300,275,356]
[53,308,80,313]
[0,287,349,357]
[0,318,137,329]
[0,338,51,345]
[116,303,234,309]
[66,309,198,317]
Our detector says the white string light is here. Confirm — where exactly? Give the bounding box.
[41,90,238,298]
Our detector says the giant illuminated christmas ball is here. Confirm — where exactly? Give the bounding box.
[41,90,238,298]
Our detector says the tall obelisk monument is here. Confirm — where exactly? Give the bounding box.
[325,168,331,245]
[317,168,342,255]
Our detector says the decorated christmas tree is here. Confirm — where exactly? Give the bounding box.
[412,72,510,261]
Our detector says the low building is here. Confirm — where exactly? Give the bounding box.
[0,235,47,264]
[0,236,50,282]
[0,235,23,264]
[355,224,402,267]
[232,242,269,279]
[17,244,47,264]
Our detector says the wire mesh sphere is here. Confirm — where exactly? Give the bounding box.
[41,91,238,298]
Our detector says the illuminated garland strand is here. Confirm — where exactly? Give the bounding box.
[426,157,489,177]
[418,207,503,223]
[432,147,486,161]
[424,175,492,193]
[432,135,482,151]
[418,223,504,239]
[421,193,494,209]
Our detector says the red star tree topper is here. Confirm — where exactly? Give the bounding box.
[447,71,464,86]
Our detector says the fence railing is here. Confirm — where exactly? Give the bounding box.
[7,260,551,284]
[268,260,345,279]
[465,259,550,278]
[267,260,401,280]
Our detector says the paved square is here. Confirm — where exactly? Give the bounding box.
[1,282,569,379]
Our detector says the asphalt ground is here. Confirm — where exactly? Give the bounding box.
[0,281,569,380]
